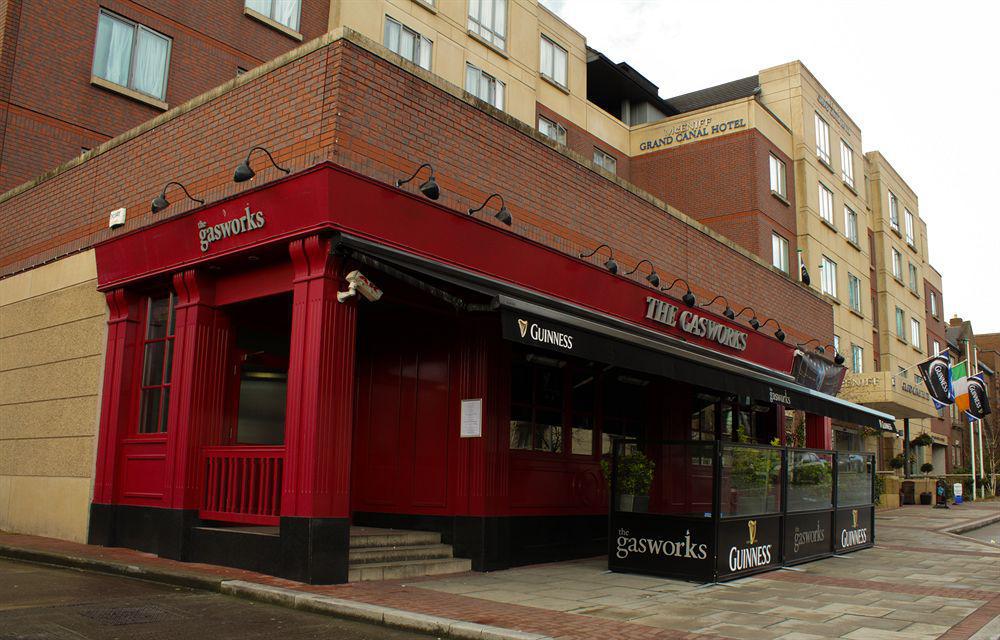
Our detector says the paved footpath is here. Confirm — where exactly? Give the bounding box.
[2,503,998,640]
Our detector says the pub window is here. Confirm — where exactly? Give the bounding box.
[691,393,718,466]
[814,113,830,164]
[840,140,854,187]
[570,369,596,455]
[771,233,789,273]
[465,62,504,110]
[600,372,648,454]
[510,353,564,452]
[593,147,617,174]
[92,10,171,101]
[384,16,433,71]
[138,292,177,433]
[769,154,786,198]
[468,0,507,50]
[538,115,567,145]
[539,35,568,88]
[245,0,301,32]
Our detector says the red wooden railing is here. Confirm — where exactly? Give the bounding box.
[200,446,284,526]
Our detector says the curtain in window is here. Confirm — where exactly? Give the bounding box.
[273,0,300,30]
[134,29,169,99]
[246,0,271,16]
[553,46,566,86]
[418,38,432,70]
[541,39,553,77]
[93,13,133,86]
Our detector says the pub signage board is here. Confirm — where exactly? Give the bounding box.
[716,515,781,579]
[609,512,714,581]
[783,511,833,564]
[834,506,873,552]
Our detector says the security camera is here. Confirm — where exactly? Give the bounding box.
[337,270,382,303]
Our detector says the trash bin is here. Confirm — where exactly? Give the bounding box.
[900,480,916,505]
[919,492,932,505]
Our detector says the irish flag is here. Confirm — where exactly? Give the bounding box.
[952,360,972,415]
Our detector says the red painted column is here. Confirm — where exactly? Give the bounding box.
[805,413,833,450]
[282,235,357,519]
[164,269,231,512]
[91,289,141,508]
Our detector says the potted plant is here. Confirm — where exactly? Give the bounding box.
[600,451,655,512]
[889,454,906,471]
[920,462,934,476]
[911,433,934,448]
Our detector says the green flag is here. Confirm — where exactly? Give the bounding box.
[952,360,968,380]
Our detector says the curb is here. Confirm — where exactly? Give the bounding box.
[941,512,1000,535]
[0,545,549,640]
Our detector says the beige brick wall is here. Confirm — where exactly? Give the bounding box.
[0,250,105,542]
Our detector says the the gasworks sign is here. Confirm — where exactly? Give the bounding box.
[198,205,266,252]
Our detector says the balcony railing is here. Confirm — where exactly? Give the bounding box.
[200,445,284,526]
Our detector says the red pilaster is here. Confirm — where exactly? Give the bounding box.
[92,289,141,504]
[164,269,231,510]
[282,235,357,518]
[806,414,833,450]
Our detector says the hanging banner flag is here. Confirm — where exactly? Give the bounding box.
[917,353,955,409]
[964,374,992,421]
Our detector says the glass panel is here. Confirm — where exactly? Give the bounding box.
[93,12,134,87]
[236,374,287,444]
[720,444,782,516]
[167,292,176,335]
[494,79,504,109]
[399,27,415,62]
[133,28,169,99]
[146,296,170,339]
[837,453,873,506]
[494,0,506,39]
[553,46,567,86]
[142,341,165,386]
[159,385,170,433]
[571,371,595,413]
[274,0,301,31]
[465,64,478,96]
[691,393,717,440]
[535,367,562,408]
[511,362,532,405]
[384,17,399,52]
[246,0,271,15]
[571,414,593,455]
[419,37,432,70]
[509,405,532,450]
[139,388,161,434]
[534,409,562,452]
[163,339,173,383]
[540,38,552,77]
[787,450,833,511]
[481,0,494,31]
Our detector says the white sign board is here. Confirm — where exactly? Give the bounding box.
[953,483,963,497]
[460,399,483,438]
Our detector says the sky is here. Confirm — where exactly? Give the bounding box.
[540,0,1000,333]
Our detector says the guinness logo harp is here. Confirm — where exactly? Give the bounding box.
[748,520,758,545]
[852,509,858,528]
[517,318,529,338]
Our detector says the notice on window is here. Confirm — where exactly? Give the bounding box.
[460,399,483,438]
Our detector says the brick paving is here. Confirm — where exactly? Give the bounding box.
[1,502,998,639]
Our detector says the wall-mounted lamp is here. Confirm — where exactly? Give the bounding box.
[701,295,735,320]
[736,306,761,330]
[823,344,846,366]
[623,259,660,287]
[151,181,204,214]
[662,278,696,307]
[395,162,440,200]
[233,146,290,183]
[797,339,823,352]
[579,243,618,274]
[760,317,785,342]
[468,193,512,226]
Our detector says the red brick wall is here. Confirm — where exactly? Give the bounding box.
[628,128,797,270]
[0,37,833,345]
[924,278,950,447]
[0,0,329,192]
[535,103,629,181]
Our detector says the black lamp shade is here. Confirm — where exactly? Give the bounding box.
[723,306,735,320]
[774,329,786,342]
[604,258,618,274]
[233,161,255,183]
[646,271,660,287]
[419,176,440,200]
[151,194,169,214]
[816,346,825,354]
[682,291,696,307]
[750,318,761,330]
[495,206,512,226]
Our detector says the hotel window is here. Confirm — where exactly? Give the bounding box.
[815,113,831,164]
[384,16,432,71]
[930,291,938,317]
[538,115,566,145]
[848,273,862,313]
[468,0,506,50]
[896,307,906,341]
[840,140,854,187]
[851,344,863,374]
[769,154,786,198]
[245,0,301,31]
[593,147,617,174]
[905,209,915,246]
[891,248,902,280]
[833,334,841,354]
[465,63,504,110]
[908,262,918,293]
[539,35,567,88]
[92,10,171,101]
[510,353,564,453]
[933,340,940,355]
[910,318,921,348]
[820,255,837,297]
[888,191,900,231]
[138,292,177,433]
[818,183,834,224]
[844,206,858,245]
[771,233,789,273]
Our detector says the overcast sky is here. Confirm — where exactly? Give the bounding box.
[541,0,1000,334]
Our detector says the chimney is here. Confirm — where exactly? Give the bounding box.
[949,315,964,327]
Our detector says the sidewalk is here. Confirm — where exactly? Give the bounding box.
[2,503,998,640]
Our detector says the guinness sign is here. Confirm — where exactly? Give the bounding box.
[835,507,872,551]
[718,516,780,578]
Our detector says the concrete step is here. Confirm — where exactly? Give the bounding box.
[348,557,472,582]
[349,527,441,549]
[348,543,453,565]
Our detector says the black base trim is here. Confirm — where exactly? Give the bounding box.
[87,503,200,560]
[279,516,350,584]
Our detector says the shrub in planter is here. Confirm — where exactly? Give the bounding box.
[920,462,934,475]
[889,455,906,470]
[600,452,656,512]
[910,433,934,448]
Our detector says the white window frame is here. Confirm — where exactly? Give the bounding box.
[92,9,172,101]
[772,233,789,273]
[821,256,837,297]
[593,147,617,174]
[844,206,858,245]
[818,182,834,224]
[833,334,841,354]
[384,16,433,71]
[245,0,301,32]
[769,154,786,198]
[539,35,568,88]
[930,291,938,317]
[905,209,915,246]
[468,0,507,50]
[851,344,863,374]
[840,140,854,187]
[933,340,940,356]
[538,115,566,145]
[908,262,918,293]
[889,191,900,231]
[896,307,906,341]
[848,273,861,313]
[910,318,921,348]
[815,113,831,164]
[465,62,504,110]
[891,248,902,280]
